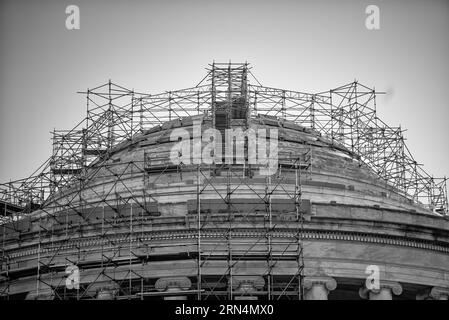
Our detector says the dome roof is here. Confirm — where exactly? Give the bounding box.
[1,63,448,300]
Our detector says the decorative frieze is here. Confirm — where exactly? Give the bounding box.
[7,227,449,261]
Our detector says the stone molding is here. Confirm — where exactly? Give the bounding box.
[8,228,449,261]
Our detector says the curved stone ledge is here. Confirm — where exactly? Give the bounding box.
[6,227,449,262]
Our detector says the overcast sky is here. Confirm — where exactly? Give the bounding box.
[0,0,448,182]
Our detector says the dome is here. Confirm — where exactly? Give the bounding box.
[1,63,448,300]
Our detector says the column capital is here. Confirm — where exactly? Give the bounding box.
[230,276,265,291]
[430,287,449,300]
[359,280,402,299]
[304,276,337,292]
[155,276,192,292]
[97,288,116,300]
[417,286,449,300]
[304,276,337,300]
[229,276,265,300]
[25,288,55,300]
[95,283,120,300]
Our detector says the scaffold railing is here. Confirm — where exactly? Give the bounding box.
[1,62,448,301]
[0,63,447,219]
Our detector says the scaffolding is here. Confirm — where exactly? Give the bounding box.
[0,62,448,300]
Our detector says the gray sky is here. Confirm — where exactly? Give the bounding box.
[0,0,448,182]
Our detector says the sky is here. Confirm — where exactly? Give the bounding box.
[0,0,448,182]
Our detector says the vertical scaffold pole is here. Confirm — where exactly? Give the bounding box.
[295,156,305,300]
[196,164,201,300]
